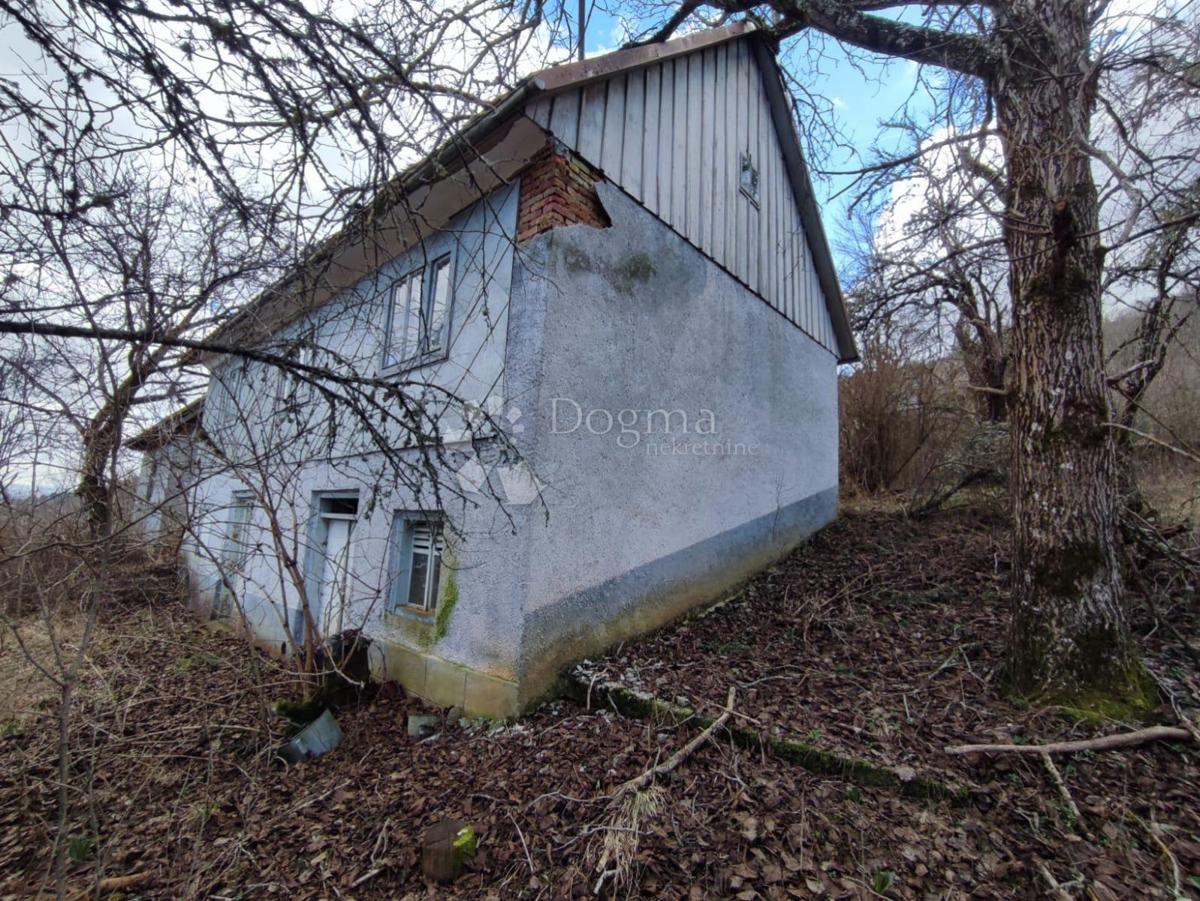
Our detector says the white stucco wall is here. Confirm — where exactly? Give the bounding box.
[159,172,840,712]
[504,181,839,691]
[178,182,527,663]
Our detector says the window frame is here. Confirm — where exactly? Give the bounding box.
[284,336,318,406]
[382,251,456,373]
[386,511,446,614]
[212,359,249,429]
[214,491,256,614]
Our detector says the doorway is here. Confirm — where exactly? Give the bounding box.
[313,494,358,637]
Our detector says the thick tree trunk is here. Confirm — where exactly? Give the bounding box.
[996,1,1143,703]
[955,318,1008,422]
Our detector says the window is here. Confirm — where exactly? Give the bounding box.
[385,254,453,369]
[388,514,445,612]
[739,151,760,207]
[215,492,255,614]
[142,456,159,503]
[285,340,316,405]
[207,360,251,435]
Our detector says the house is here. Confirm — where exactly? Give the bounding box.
[131,22,857,718]
[128,398,204,537]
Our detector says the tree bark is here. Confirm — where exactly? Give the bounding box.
[996,0,1141,701]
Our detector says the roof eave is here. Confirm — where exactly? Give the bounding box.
[126,399,205,452]
[532,22,754,93]
[183,79,545,368]
[748,35,859,365]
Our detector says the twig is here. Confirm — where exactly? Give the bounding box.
[593,866,620,895]
[284,779,352,814]
[98,872,151,891]
[350,868,383,888]
[945,725,1192,755]
[1145,666,1200,746]
[508,810,535,876]
[612,686,736,801]
[1035,859,1072,901]
[63,872,152,901]
[1040,752,1081,823]
[1138,817,1183,900]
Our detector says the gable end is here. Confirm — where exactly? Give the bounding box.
[523,31,858,364]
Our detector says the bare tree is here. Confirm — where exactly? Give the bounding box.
[0,4,554,894]
[847,134,1011,423]
[840,9,1199,514]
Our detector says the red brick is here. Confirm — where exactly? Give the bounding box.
[516,147,611,242]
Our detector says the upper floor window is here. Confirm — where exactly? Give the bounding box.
[385,254,453,369]
[208,361,248,431]
[284,339,317,405]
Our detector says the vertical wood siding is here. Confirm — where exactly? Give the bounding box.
[529,39,837,355]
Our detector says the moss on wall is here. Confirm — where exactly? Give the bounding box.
[430,550,459,646]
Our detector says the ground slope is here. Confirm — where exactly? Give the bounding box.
[1,503,1197,898]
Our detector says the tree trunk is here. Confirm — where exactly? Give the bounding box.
[955,317,1008,422]
[996,1,1144,704]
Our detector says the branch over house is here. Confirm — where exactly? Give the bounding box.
[130,23,857,717]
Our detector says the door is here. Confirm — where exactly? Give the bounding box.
[215,494,254,616]
[317,515,355,636]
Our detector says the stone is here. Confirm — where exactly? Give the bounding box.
[407,714,440,738]
[422,819,475,883]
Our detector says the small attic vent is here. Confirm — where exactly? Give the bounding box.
[739,151,760,207]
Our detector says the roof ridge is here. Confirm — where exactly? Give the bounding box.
[532,22,755,94]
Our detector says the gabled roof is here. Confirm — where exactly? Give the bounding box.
[126,398,204,452]
[524,24,856,363]
[192,23,857,364]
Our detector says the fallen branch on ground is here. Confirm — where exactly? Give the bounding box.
[1136,815,1185,900]
[946,725,1192,756]
[1040,752,1081,823]
[99,873,151,890]
[592,687,737,896]
[613,686,736,801]
[65,872,151,900]
[562,670,966,803]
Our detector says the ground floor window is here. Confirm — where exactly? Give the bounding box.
[214,491,255,615]
[389,514,445,612]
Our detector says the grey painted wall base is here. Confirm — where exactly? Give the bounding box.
[372,640,521,717]
[519,485,838,707]
[371,485,834,717]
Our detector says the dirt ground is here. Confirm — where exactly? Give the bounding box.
[1,501,1198,899]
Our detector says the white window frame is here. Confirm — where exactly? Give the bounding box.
[387,513,446,613]
[384,253,454,371]
[285,338,317,405]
